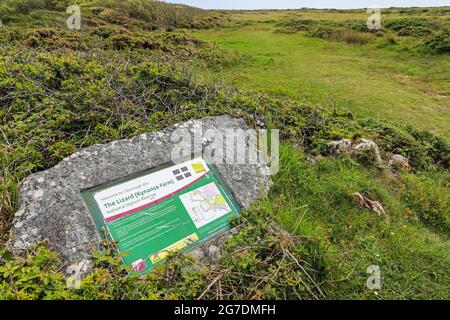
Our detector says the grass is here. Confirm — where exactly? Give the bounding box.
[190,10,450,139]
[271,144,449,299]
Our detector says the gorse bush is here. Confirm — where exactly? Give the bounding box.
[397,26,433,37]
[1,0,219,30]
[2,0,61,14]
[423,28,450,53]
[384,18,441,32]
[89,0,211,30]
[275,18,318,32]
[0,8,230,61]
[1,0,90,14]
[383,17,450,54]
[358,119,450,170]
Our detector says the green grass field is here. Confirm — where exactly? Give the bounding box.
[190,10,450,139]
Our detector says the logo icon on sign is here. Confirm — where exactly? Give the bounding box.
[131,259,147,272]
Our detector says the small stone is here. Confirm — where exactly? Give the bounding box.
[352,192,386,216]
[327,139,352,154]
[388,154,412,172]
[352,139,383,165]
[327,138,383,165]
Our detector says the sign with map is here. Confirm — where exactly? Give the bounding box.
[81,158,241,274]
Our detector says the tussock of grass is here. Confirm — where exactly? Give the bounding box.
[309,26,375,44]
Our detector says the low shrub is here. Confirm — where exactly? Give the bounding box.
[309,26,374,44]
[2,0,220,31]
[423,29,450,53]
[109,33,146,50]
[384,18,441,32]
[358,119,450,171]
[308,25,341,40]
[23,28,84,50]
[195,46,241,71]
[90,0,210,30]
[348,20,371,32]
[397,26,434,37]
[276,19,318,32]
[90,26,116,39]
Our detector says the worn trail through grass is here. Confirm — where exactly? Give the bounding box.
[192,23,450,139]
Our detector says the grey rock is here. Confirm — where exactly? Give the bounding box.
[388,154,412,172]
[353,139,383,165]
[351,192,386,216]
[8,116,272,269]
[327,139,352,154]
[327,138,383,165]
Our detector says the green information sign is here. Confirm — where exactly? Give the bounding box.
[82,158,241,273]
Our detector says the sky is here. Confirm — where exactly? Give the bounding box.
[165,0,450,10]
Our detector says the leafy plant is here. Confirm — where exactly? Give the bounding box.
[423,29,450,53]
[384,18,441,32]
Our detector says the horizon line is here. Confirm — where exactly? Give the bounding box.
[200,5,449,11]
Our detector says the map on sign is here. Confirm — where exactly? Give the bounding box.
[81,158,241,274]
[180,182,232,229]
